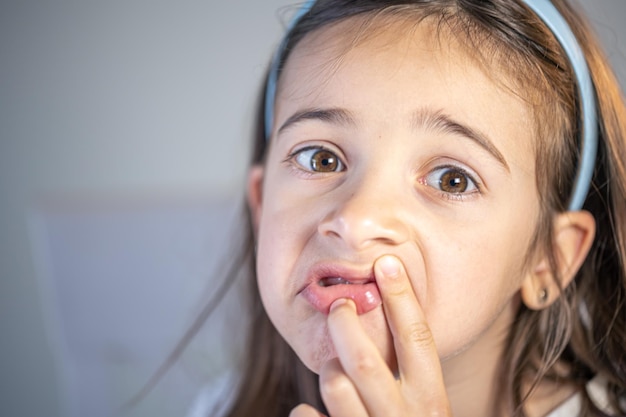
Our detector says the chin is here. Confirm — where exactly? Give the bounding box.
[291,321,339,373]
[292,307,397,375]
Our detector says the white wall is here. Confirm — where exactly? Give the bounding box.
[0,1,294,416]
[0,1,624,417]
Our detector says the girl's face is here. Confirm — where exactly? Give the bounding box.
[249,17,541,374]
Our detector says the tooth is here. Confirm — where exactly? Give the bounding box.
[320,277,350,287]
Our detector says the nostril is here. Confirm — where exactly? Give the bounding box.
[319,217,409,248]
[317,195,411,250]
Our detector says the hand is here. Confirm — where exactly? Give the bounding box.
[289,255,452,417]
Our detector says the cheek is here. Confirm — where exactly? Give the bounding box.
[255,168,327,279]
[422,216,534,357]
[255,214,292,303]
[254,192,319,311]
[255,219,302,349]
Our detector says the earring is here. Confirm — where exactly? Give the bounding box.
[539,288,549,303]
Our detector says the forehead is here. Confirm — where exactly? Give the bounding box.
[274,14,535,164]
[278,12,517,97]
[277,12,530,113]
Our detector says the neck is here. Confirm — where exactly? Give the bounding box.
[441,300,578,417]
[442,302,513,417]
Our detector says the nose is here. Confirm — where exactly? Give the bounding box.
[317,178,411,251]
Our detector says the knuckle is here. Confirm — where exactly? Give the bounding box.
[417,391,452,417]
[407,395,451,417]
[345,349,379,378]
[320,372,353,399]
[403,321,434,347]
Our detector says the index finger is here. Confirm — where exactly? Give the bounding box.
[374,255,448,402]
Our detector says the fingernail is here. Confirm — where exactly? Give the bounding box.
[378,255,400,278]
[329,298,353,313]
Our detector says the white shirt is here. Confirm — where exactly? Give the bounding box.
[546,375,612,417]
[187,372,613,417]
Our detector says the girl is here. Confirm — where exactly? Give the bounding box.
[208,0,626,416]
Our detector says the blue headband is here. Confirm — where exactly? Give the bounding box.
[264,0,597,211]
[264,0,315,141]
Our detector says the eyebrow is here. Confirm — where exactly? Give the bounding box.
[277,108,356,135]
[412,109,510,172]
[277,106,509,172]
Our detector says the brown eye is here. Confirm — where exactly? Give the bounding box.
[311,150,338,172]
[439,169,468,193]
[294,147,344,173]
[423,166,478,196]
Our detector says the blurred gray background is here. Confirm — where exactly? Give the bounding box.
[1,1,624,417]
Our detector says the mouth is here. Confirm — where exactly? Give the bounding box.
[300,265,382,315]
[318,276,373,287]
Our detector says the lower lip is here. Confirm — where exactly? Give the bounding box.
[301,282,382,315]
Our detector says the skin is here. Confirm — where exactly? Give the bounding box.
[248,15,595,417]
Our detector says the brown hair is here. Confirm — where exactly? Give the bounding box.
[223,1,626,416]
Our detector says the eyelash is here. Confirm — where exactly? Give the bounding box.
[420,165,481,201]
[285,146,346,174]
[284,147,481,201]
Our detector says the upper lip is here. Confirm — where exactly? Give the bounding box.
[298,262,375,294]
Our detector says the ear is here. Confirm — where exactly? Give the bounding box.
[521,211,596,310]
[247,165,265,234]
